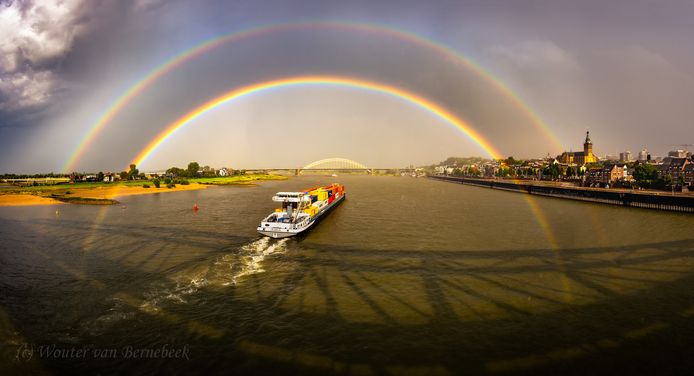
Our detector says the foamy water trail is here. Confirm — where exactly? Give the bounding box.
[140,237,288,313]
[229,237,289,285]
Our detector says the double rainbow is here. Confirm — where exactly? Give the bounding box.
[64,21,561,172]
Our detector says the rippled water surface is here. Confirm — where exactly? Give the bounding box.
[2,176,694,375]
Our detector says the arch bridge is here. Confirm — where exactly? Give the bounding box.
[245,158,412,175]
[300,158,370,174]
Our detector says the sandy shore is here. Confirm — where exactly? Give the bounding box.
[0,183,209,206]
[0,194,65,206]
[70,183,208,200]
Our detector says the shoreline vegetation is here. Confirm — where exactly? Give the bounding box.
[0,174,288,206]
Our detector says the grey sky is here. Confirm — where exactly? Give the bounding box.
[1,0,693,172]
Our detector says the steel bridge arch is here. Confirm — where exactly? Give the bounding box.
[300,158,369,172]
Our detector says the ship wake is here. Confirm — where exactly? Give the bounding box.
[140,237,288,313]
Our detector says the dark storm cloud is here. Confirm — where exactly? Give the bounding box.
[0,0,167,126]
[0,0,83,114]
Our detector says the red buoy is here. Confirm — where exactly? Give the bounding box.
[193,203,199,212]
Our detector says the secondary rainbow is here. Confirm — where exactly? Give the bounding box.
[131,76,502,168]
[64,21,562,173]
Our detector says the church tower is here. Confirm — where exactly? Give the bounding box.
[584,131,592,156]
[583,130,596,163]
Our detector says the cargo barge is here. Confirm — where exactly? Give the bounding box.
[257,183,345,238]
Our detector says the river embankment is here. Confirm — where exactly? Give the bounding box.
[430,175,694,213]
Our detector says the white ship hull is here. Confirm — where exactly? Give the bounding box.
[257,192,345,239]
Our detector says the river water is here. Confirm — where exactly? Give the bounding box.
[1,175,693,375]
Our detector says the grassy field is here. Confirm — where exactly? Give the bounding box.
[192,174,288,185]
[0,174,288,205]
[1,179,141,193]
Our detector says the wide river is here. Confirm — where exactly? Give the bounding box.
[1,176,693,375]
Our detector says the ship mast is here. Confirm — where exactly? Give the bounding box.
[290,194,306,223]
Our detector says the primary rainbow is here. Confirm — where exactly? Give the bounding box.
[64,21,562,173]
[131,76,502,168]
[130,76,565,258]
